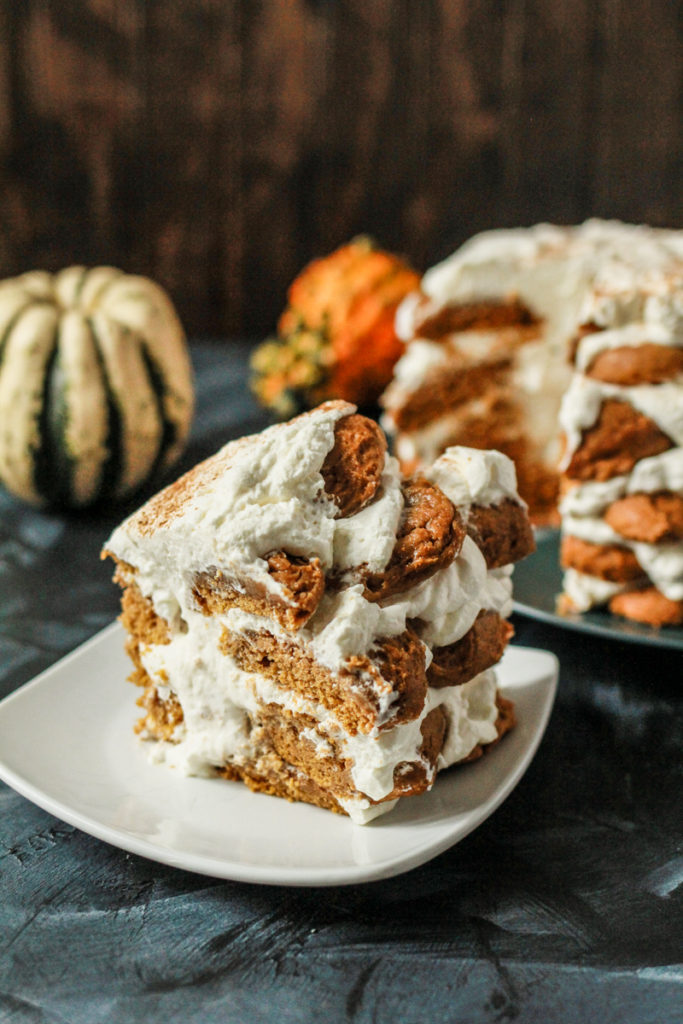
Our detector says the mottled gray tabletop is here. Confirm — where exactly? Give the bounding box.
[1,343,681,1024]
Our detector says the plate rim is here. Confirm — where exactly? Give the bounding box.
[0,624,558,887]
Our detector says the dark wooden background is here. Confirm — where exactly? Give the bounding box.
[0,0,681,337]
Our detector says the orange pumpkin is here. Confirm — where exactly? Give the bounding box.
[250,237,419,418]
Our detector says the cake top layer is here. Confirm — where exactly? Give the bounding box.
[125,400,352,537]
[401,220,683,340]
[105,401,406,588]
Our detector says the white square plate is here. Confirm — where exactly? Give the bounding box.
[0,624,558,886]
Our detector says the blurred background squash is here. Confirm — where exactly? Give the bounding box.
[250,237,419,417]
[0,266,194,508]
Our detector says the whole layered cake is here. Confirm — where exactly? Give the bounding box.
[103,402,534,822]
[381,220,683,626]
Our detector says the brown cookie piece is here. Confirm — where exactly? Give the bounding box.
[390,359,511,432]
[383,706,448,800]
[266,552,326,622]
[218,757,346,816]
[604,492,683,544]
[119,579,170,652]
[412,296,540,341]
[363,478,465,602]
[466,499,536,568]
[560,535,645,583]
[565,399,673,482]
[136,685,184,741]
[361,627,430,730]
[320,413,387,517]
[117,581,170,689]
[193,551,324,631]
[496,694,516,737]
[428,610,514,688]
[252,704,355,801]
[585,343,683,386]
[609,587,683,627]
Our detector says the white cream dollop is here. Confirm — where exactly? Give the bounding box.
[425,445,521,510]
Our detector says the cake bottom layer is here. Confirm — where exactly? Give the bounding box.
[560,534,683,626]
[217,695,516,822]
[559,577,683,627]
[138,676,516,822]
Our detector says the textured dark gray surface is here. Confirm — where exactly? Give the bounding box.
[1,343,682,1024]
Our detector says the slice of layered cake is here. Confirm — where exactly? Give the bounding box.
[381,220,683,626]
[103,402,534,822]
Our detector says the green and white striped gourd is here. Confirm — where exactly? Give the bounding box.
[0,266,194,508]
